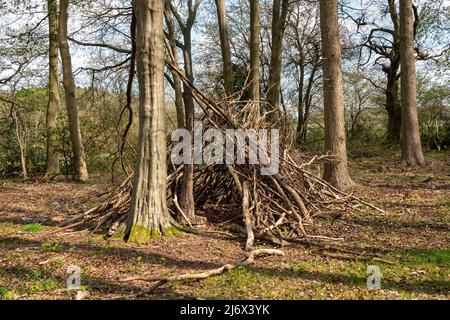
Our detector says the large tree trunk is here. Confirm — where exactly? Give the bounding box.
[125,0,171,242]
[164,5,185,128]
[249,0,260,104]
[267,0,288,115]
[319,0,353,190]
[214,0,233,96]
[400,0,425,166]
[58,0,89,182]
[45,0,60,176]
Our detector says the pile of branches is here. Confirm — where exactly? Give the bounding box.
[60,64,384,247]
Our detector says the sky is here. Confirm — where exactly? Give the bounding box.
[0,0,448,92]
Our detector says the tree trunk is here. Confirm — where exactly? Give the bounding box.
[249,0,260,104]
[164,5,185,128]
[125,0,171,242]
[319,0,353,190]
[296,60,305,146]
[180,22,196,222]
[12,110,27,179]
[45,0,60,176]
[400,0,425,166]
[58,0,89,182]
[267,0,288,115]
[385,66,401,143]
[214,0,233,96]
[384,0,402,144]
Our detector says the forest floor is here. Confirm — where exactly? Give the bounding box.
[0,149,449,300]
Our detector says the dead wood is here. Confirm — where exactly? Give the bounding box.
[114,248,284,299]
[60,61,386,246]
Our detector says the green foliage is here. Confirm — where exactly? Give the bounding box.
[418,82,450,150]
[0,287,15,300]
[21,223,43,233]
[0,86,138,178]
[24,269,60,294]
[41,241,63,252]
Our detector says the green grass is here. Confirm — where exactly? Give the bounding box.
[424,150,449,159]
[194,250,449,299]
[401,249,450,266]
[23,269,61,295]
[21,223,44,233]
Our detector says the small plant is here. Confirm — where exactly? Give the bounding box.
[23,269,61,295]
[41,241,63,252]
[136,256,144,269]
[50,258,64,268]
[0,287,15,300]
[22,223,43,233]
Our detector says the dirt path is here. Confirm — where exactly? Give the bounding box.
[0,152,449,300]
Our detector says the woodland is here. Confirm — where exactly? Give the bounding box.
[0,0,449,300]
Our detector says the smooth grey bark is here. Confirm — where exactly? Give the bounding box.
[400,0,425,166]
[125,0,171,242]
[319,0,353,190]
[214,0,233,96]
[45,0,60,175]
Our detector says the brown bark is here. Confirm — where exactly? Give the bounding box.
[45,0,60,175]
[214,0,233,96]
[125,0,171,242]
[58,0,88,182]
[249,0,260,104]
[385,0,402,143]
[385,64,401,143]
[400,0,425,166]
[267,0,289,114]
[319,0,353,190]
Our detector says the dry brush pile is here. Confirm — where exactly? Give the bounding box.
[59,69,384,249]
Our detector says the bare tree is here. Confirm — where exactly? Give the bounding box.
[284,1,322,145]
[400,0,425,166]
[249,0,260,104]
[267,0,289,114]
[169,0,201,222]
[125,0,171,242]
[319,0,353,190]
[58,0,89,182]
[214,0,233,96]
[45,0,61,176]
[12,107,27,179]
[343,0,441,144]
[164,2,185,128]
